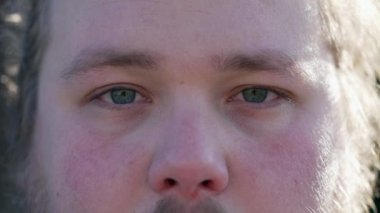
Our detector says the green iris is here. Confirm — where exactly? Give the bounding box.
[110,88,136,104]
[242,88,268,103]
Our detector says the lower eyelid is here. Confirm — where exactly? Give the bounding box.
[226,87,292,110]
[91,93,151,111]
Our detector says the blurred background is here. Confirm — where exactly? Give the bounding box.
[1,0,25,212]
[0,0,379,212]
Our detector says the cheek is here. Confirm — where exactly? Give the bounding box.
[62,141,138,192]
[227,112,335,211]
[240,126,320,185]
[40,119,152,211]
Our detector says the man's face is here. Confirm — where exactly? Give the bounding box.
[33,0,344,212]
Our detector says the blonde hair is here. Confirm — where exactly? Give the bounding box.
[318,0,380,212]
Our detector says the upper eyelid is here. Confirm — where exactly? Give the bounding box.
[98,87,137,98]
[85,83,293,104]
[227,87,295,110]
[229,85,290,99]
[228,88,276,103]
[85,83,150,101]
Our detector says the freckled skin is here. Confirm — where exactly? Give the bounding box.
[33,0,344,212]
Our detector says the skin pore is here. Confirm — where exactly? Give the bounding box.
[29,0,349,212]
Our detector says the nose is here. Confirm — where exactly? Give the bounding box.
[148,113,229,200]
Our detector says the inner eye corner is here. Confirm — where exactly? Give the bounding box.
[225,96,234,103]
[144,97,154,103]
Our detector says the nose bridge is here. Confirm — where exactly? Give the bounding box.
[166,88,216,149]
[163,93,221,165]
[163,114,217,170]
[172,107,207,149]
[148,96,229,200]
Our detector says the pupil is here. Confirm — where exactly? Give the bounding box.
[242,88,268,103]
[110,88,136,104]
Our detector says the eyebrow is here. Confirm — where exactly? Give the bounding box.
[219,51,295,73]
[61,48,158,80]
[62,48,297,81]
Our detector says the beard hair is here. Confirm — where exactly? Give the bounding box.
[21,121,374,213]
[21,149,370,213]
[152,197,226,213]
[21,151,49,213]
[21,154,369,213]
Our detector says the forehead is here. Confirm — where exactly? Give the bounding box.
[47,0,324,66]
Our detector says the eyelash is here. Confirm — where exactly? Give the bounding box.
[228,86,291,108]
[89,84,151,110]
[89,84,291,110]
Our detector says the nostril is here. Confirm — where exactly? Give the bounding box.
[200,179,213,188]
[164,178,177,187]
